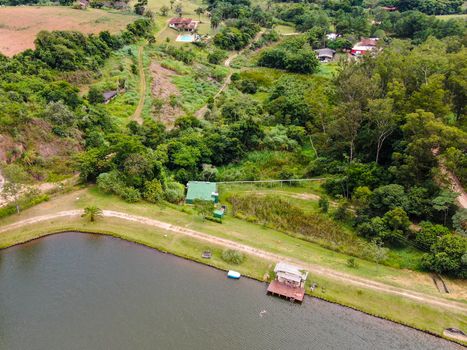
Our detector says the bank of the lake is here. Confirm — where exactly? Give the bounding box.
[0,189,466,344]
[0,232,464,350]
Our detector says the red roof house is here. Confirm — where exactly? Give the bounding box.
[169,18,199,32]
[351,38,379,56]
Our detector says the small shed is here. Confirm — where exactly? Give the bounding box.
[267,262,308,302]
[185,181,218,204]
[315,48,336,62]
[213,208,225,219]
[102,90,118,104]
[274,262,308,288]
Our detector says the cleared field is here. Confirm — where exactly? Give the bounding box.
[0,6,138,56]
[436,14,467,20]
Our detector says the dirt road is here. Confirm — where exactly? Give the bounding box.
[131,44,146,125]
[1,209,466,313]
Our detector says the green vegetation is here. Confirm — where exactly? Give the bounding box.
[221,249,245,264]
[1,0,466,338]
[82,205,103,222]
[258,36,319,73]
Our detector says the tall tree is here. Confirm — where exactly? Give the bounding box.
[366,98,397,164]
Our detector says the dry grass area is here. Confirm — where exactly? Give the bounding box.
[0,6,138,56]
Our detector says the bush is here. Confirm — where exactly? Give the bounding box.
[415,221,450,250]
[236,79,258,94]
[222,249,245,265]
[97,171,123,194]
[143,179,164,203]
[164,181,185,203]
[258,46,319,74]
[208,49,228,65]
[421,234,467,277]
[88,86,104,104]
[118,186,141,203]
[318,197,329,213]
[347,258,359,268]
[0,193,49,219]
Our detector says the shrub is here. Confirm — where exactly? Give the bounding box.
[97,171,124,194]
[0,193,49,219]
[143,179,164,203]
[118,186,141,203]
[222,249,245,265]
[415,221,450,249]
[164,181,185,203]
[347,258,359,268]
[236,79,258,94]
[318,197,329,213]
[88,86,104,104]
[208,49,228,64]
[258,47,319,73]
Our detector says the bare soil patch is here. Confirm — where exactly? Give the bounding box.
[150,61,183,127]
[0,6,137,56]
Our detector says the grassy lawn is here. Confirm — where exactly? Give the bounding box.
[436,14,467,20]
[0,187,466,341]
[274,24,297,34]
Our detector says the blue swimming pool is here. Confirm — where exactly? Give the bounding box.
[176,34,194,42]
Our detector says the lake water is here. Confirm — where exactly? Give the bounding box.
[0,232,463,350]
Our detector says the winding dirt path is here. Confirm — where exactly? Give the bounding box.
[433,148,467,209]
[440,164,467,209]
[195,31,264,119]
[131,44,146,125]
[1,209,466,313]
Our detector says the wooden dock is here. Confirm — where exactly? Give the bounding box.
[267,280,305,303]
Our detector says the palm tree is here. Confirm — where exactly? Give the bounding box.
[195,7,204,21]
[174,3,183,17]
[82,206,103,222]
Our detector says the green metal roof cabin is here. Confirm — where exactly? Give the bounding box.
[185,181,219,204]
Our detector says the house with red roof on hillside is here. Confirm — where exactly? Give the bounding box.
[169,18,199,32]
[351,38,379,56]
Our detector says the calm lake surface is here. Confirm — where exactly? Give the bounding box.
[0,232,463,350]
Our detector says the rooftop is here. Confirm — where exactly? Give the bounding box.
[315,48,335,57]
[274,262,308,281]
[170,18,194,25]
[186,181,218,203]
[102,90,118,101]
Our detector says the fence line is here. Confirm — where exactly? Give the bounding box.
[216,178,326,184]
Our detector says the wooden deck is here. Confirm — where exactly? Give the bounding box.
[267,280,305,303]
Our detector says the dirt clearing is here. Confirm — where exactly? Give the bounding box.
[0,6,137,56]
[150,61,183,127]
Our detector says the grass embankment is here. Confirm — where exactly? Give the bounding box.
[0,187,466,342]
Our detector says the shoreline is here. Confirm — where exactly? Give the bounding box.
[1,227,466,347]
